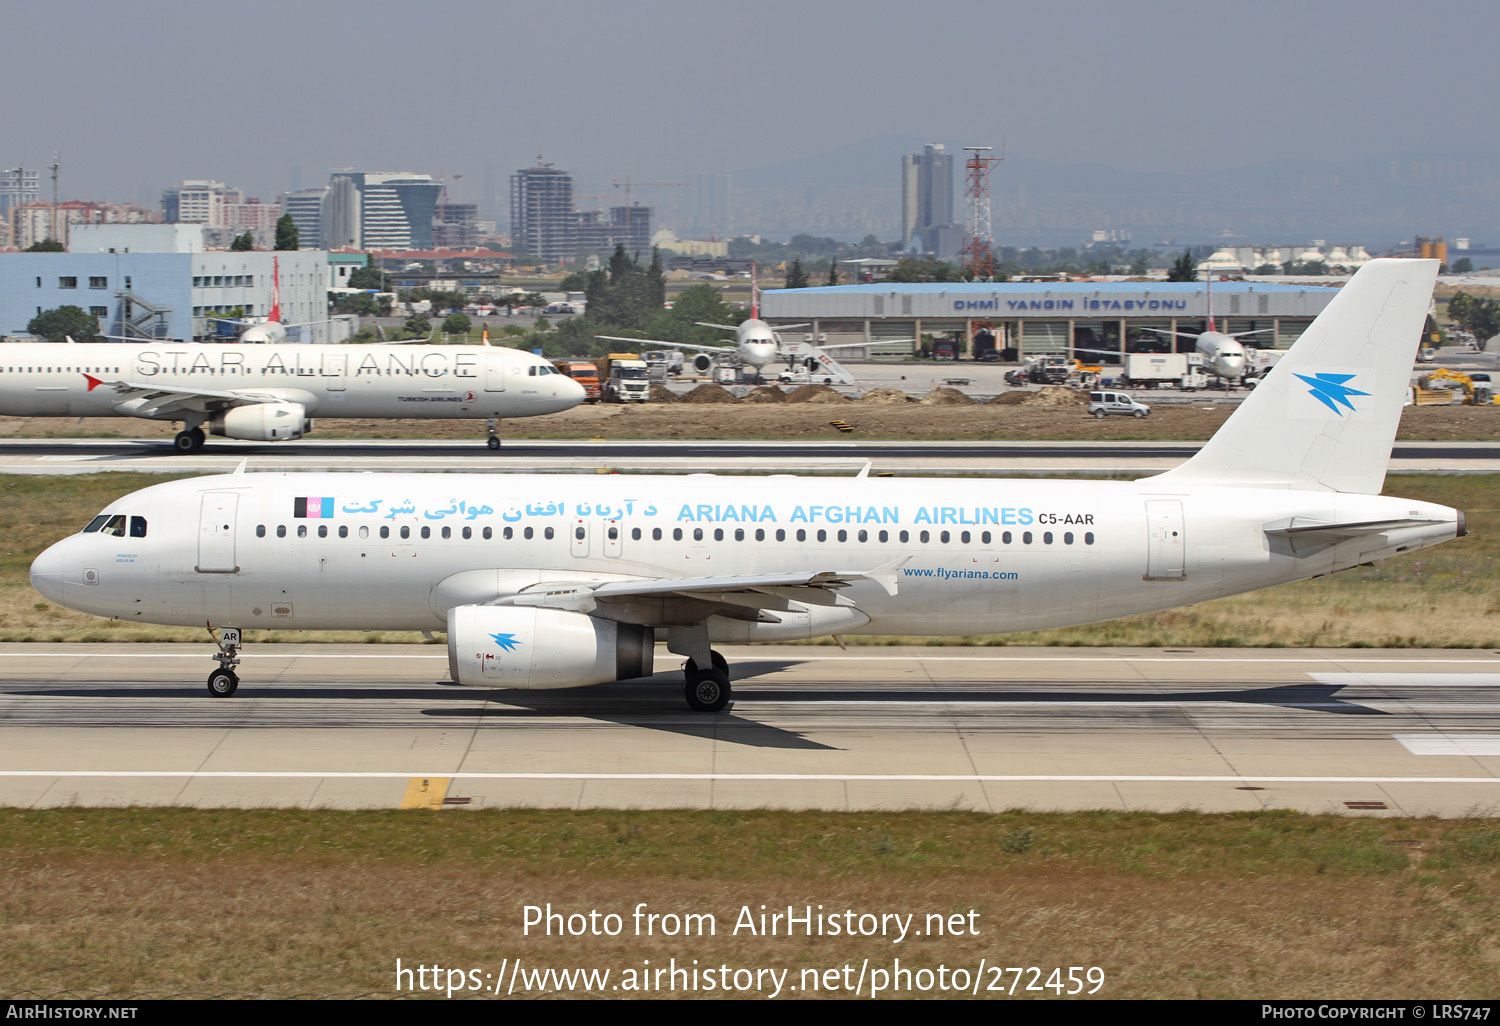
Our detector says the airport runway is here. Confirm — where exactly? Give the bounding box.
[2,644,1498,816]
[1,437,1495,476]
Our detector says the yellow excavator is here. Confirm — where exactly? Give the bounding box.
[1421,368,1496,405]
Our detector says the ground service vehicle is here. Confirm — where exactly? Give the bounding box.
[1088,391,1152,418]
[552,360,602,402]
[599,353,651,402]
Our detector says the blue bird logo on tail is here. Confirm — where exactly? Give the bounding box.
[489,633,521,652]
[1294,372,1370,415]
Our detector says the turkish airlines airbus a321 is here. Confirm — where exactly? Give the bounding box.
[31,260,1461,710]
[0,339,584,451]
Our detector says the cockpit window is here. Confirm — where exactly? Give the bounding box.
[129,516,147,538]
[100,515,126,537]
[82,515,109,533]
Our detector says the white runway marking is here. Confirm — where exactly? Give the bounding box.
[1396,734,1500,756]
[1,771,1497,784]
[1314,673,1500,687]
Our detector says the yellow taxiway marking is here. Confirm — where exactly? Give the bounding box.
[400,776,451,809]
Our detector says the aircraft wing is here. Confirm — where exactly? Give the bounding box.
[810,338,916,351]
[497,558,909,624]
[595,334,737,356]
[82,376,292,418]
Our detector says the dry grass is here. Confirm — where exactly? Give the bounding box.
[4,474,1495,648]
[2,809,1497,999]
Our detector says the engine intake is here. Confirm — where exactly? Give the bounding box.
[210,402,309,442]
[446,605,653,689]
[691,353,715,374]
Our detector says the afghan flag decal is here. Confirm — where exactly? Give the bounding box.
[294,497,334,518]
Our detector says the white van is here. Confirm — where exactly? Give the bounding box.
[1088,391,1151,418]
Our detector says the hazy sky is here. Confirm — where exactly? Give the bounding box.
[8,0,1496,216]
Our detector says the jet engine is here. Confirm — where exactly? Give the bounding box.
[691,353,715,374]
[446,605,653,689]
[209,402,310,442]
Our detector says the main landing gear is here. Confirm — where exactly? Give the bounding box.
[173,427,206,453]
[207,626,242,697]
[682,651,731,713]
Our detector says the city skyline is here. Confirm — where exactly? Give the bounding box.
[3,1,1498,250]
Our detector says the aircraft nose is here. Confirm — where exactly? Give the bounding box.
[560,376,586,408]
[29,542,66,605]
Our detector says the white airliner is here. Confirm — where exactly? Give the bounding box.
[0,339,585,452]
[30,260,1462,712]
[597,265,811,381]
[1141,270,1273,382]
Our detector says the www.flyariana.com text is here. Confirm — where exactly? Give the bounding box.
[395,959,1105,998]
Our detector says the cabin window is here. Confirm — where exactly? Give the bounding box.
[1085,532,1095,545]
[607,526,618,540]
[693,528,704,541]
[462,526,471,539]
[276,525,287,538]
[878,530,888,543]
[919,531,930,544]
[544,527,554,540]
[673,528,683,541]
[753,529,763,541]
[317,525,328,538]
[836,530,846,542]
[1002,531,1012,544]
[940,531,950,544]
[816,530,827,542]
[734,528,744,541]
[1064,532,1074,544]
[652,528,662,540]
[339,526,349,539]
[255,525,265,538]
[981,531,991,544]
[713,528,723,541]
[500,527,510,539]
[129,517,147,538]
[631,527,641,540]
[441,526,451,539]
[399,526,410,539]
[420,526,430,539]
[486,527,496,540]
[857,530,867,542]
[775,529,785,541]
[298,525,308,538]
[960,531,970,544]
[1022,532,1033,544]
[796,529,806,542]
[1043,532,1053,544]
[359,526,369,539]
[575,527,585,540]
[379,526,389,539]
[523,527,533,540]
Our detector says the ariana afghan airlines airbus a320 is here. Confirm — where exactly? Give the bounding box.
[30,260,1462,711]
[0,339,584,451]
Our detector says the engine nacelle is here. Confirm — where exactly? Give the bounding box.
[446,605,653,689]
[210,402,309,442]
[691,353,715,374]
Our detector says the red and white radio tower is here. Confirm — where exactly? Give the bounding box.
[963,145,1003,281]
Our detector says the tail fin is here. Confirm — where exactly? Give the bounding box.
[1153,258,1438,494]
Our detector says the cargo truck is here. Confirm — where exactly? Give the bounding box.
[598,352,651,402]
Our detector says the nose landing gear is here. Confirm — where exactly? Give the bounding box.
[207,626,242,697]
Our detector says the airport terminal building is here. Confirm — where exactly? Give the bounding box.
[760,280,1341,360]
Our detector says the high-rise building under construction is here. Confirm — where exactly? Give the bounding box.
[510,163,576,264]
[901,143,955,252]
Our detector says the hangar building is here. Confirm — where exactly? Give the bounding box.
[759,280,1341,361]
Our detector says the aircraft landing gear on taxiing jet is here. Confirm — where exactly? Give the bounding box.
[173,425,206,453]
[207,626,242,697]
[682,651,731,713]
[485,418,501,450]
